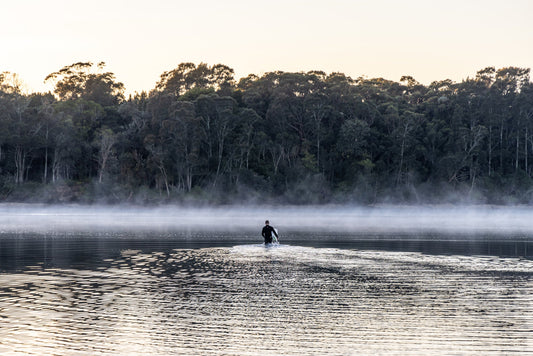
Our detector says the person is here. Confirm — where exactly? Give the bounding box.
[261,220,279,244]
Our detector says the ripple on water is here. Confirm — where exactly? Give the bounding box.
[0,245,532,355]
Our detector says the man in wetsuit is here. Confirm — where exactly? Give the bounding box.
[262,220,279,244]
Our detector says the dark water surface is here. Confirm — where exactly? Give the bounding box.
[1,232,532,355]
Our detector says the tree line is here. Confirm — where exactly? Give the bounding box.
[0,62,532,204]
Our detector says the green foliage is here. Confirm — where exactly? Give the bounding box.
[179,87,216,101]
[1,62,533,204]
[45,62,125,106]
[156,63,235,97]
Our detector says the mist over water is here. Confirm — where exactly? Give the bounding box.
[2,204,533,235]
[1,204,532,355]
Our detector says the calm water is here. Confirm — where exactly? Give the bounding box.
[0,231,532,355]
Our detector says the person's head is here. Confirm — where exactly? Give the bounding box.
[265,220,270,225]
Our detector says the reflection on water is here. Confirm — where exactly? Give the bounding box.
[0,239,532,355]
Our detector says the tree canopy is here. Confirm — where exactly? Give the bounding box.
[1,62,533,205]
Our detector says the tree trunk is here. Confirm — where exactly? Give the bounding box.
[14,146,25,184]
[186,168,192,192]
[43,126,49,183]
[526,127,529,175]
[160,166,170,197]
[499,121,504,173]
[97,131,116,183]
[44,146,48,183]
[488,125,492,177]
[397,137,406,185]
[514,129,520,172]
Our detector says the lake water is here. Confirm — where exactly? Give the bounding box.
[0,206,532,355]
[0,231,531,355]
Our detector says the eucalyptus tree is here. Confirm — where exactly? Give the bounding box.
[0,71,24,94]
[53,99,105,179]
[141,92,177,196]
[450,79,490,186]
[1,89,37,184]
[95,128,117,183]
[232,108,259,171]
[303,71,331,172]
[336,118,371,182]
[43,62,126,182]
[239,72,281,118]
[496,67,531,173]
[116,98,152,188]
[418,83,454,180]
[400,75,426,105]
[194,94,239,187]
[483,67,530,175]
[50,112,77,183]
[0,72,21,165]
[515,83,533,175]
[163,100,202,192]
[238,72,284,175]
[45,61,125,106]
[321,73,377,184]
[394,110,425,185]
[265,72,319,174]
[35,94,56,183]
[466,69,497,177]
[143,132,171,197]
[155,63,235,97]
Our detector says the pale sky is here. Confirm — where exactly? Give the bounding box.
[2,0,533,95]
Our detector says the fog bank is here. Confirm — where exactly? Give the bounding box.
[1,204,533,235]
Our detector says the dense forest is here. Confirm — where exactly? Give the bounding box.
[0,62,532,205]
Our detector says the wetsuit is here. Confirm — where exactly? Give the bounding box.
[262,225,278,244]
